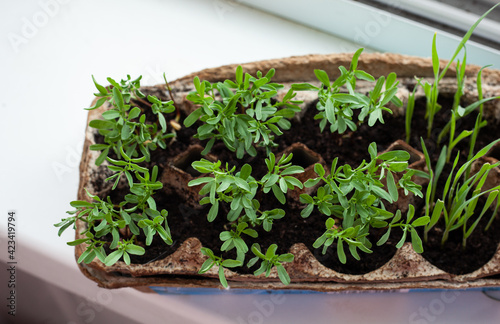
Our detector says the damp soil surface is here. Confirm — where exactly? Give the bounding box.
[96,89,500,276]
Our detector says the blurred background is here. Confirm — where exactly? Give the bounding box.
[1,0,500,323]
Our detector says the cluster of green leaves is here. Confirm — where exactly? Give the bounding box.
[376,205,429,253]
[248,244,294,285]
[188,153,302,285]
[421,138,500,248]
[188,153,303,223]
[197,243,294,288]
[183,66,301,158]
[88,75,176,164]
[300,143,426,262]
[56,79,174,267]
[56,153,172,266]
[198,247,242,288]
[292,48,402,134]
[312,218,371,264]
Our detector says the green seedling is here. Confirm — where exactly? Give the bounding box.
[247,243,294,285]
[413,2,500,139]
[88,75,176,164]
[56,157,171,266]
[188,153,303,273]
[300,142,425,260]
[377,205,430,253]
[103,239,146,266]
[405,85,417,143]
[292,48,402,134]
[219,221,258,263]
[421,138,500,247]
[188,153,304,223]
[313,218,371,264]
[465,65,491,178]
[198,247,242,288]
[184,67,301,158]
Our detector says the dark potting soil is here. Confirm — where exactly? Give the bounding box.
[96,88,500,276]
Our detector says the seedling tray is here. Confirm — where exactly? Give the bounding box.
[75,53,500,291]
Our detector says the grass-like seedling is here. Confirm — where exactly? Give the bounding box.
[443,51,472,162]
[300,143,425,262]
[405,86,417,144]
[421,138,500,248]
[403,3,500,251]
[292,48,402,134]
[184,67,301,158]
[434,53,499,163]
[408,3,500,142]
[465,65,490,178]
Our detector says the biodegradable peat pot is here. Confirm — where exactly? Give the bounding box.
[75,53,500,291]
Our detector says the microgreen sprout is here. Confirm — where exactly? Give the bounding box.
[188,153,303,285]
[184,67,301,158]
[138,210,173,246]
[377,205,430,253]
[313,218,371,264]
[88,75,176,164]
[300,142,425,261]
[105,146,149,190]
[198,247,242,288]
[219,221,258,263]
[188,153,304,224]
[292,48,402,134]
[104,238,146,266]
[247,243,294,285]
[56,150,172,266]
